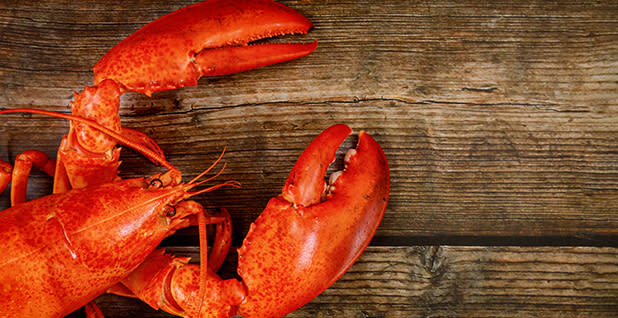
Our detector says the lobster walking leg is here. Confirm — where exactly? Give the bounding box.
[108,205,240,317]
[84,302,105,318]
[0,159,11,195]
[115,250,245,318]
[10,150,56,205]
[0,150,56,205]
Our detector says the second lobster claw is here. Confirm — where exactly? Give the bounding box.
[237,124,390,317]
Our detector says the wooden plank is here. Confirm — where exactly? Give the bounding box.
[90,246,618,317]
[0,0,617,244]
[1,0,616,107]
[2,98,618,245]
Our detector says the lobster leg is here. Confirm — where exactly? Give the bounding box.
[0,151,56,202]
[8,150,56,206]
[0,159,12,195]
[115,250,244,318]
[84,302,105,318]
[199,207,233,273]
[54,79,168,191]
[111,204,241,317]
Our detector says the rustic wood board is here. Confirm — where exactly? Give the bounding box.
[93,246,618,317]
[1,0,617,317]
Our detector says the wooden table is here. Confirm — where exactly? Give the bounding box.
[1,0,617,317]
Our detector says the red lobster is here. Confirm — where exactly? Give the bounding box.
[0,0,390,317]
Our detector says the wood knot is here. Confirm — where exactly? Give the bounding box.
[421,246,445,279]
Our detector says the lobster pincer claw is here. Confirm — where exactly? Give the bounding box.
[237,124,390,317]
[93,0,317,96]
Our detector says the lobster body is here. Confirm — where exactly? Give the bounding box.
[0,178,189,317]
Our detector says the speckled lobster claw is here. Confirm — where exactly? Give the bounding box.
[237,124,390,317]
[93,0,317,97]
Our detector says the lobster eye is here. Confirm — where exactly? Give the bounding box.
[149,178,163,189]
[165,206,176,217]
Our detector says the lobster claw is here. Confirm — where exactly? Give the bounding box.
[93,0,316,96]
[237,124,390,317]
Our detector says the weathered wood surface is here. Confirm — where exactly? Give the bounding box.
[94,246,618,318]
[1,0,617,317]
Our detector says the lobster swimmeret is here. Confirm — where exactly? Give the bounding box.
[0,1,390,317]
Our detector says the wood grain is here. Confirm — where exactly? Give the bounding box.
[1,0,617,317]
[91,246,618,317]
[1,0,617,245]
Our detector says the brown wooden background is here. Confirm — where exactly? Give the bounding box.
[1,0,617,317]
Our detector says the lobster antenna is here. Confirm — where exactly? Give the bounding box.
[0,108,176,171]
[188,180,241,198]
[196,211,208,318]
[188,146,227,185]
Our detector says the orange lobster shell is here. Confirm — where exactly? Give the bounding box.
[0,0,390,317]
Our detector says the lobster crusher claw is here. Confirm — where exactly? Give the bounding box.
[237,124,391,317]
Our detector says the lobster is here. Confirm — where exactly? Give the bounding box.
[0,0,391,317]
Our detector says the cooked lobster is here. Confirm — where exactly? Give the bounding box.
[0,1,390,317]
